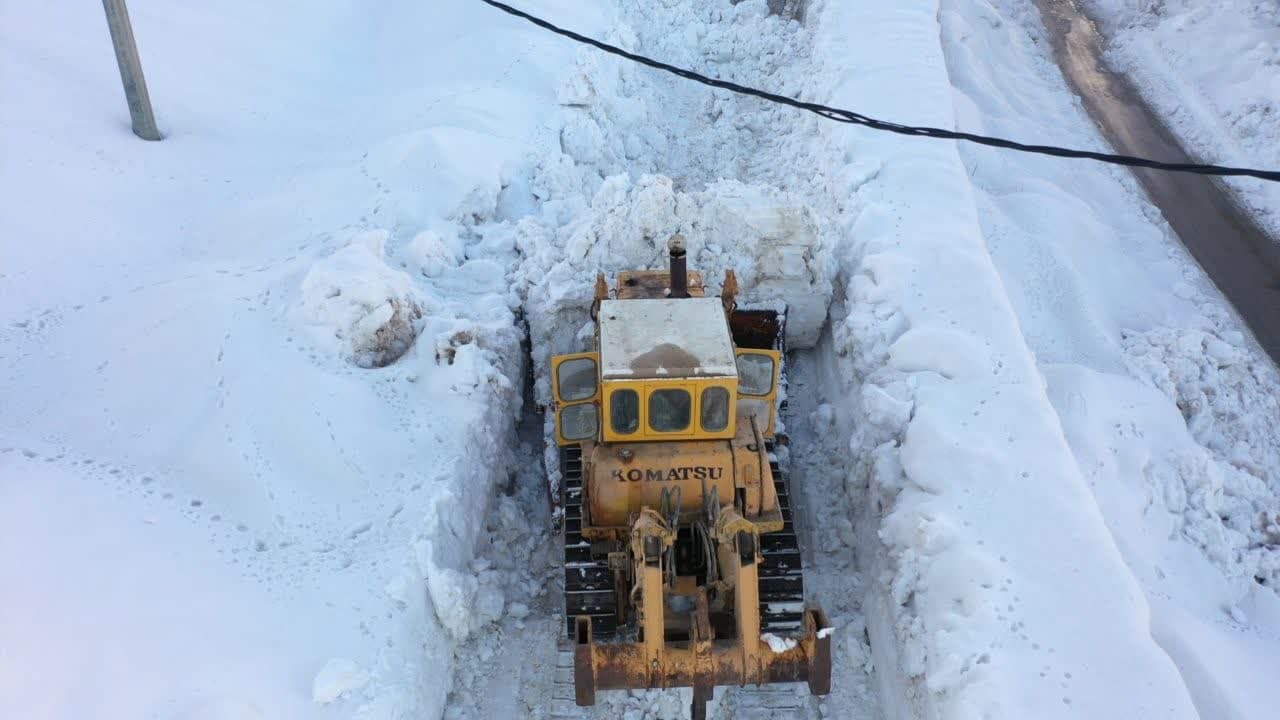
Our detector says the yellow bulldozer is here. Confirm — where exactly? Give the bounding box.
[550,236,832,718]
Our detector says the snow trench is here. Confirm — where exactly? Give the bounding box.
[427,1,881,717]
[345,0,1279,718]
[256,0,1279,718]
[424,0,1211,718]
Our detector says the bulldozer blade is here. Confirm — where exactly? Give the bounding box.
[572,606,832,705]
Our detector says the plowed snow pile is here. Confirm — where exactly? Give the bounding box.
[4,0,1280,719]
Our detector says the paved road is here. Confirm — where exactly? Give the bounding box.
[1037,0,1280,365]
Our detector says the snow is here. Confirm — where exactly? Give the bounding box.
[599,298,738,379]
[5,0,1280,718]
[1078,0,1280,239]
[936,0,1280,718]
[801,0,1209,715]
[762,633,799,653]
[293,232,427,368]
[311,659,370,705]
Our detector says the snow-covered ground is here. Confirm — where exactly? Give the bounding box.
[1,1,600,718]
[1079,0,1280,239]
[4,0,1280,719]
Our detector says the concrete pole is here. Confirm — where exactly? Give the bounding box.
[102,0,161,141]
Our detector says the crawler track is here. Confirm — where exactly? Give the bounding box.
[760,444,805,633]
[561,444,620,640]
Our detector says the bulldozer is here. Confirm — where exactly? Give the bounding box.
[550,236,832,718]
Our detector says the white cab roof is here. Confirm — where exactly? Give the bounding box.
[599,297,737,380]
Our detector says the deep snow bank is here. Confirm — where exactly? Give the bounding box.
[934,1,1280,716]
[942,0,1280,593]
[804,1,1201,718]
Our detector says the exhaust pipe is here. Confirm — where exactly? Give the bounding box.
[668,234,688,299]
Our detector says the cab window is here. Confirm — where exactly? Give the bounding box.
[648,389,691,432]
[560,403,598,441]
[700,387,730,432]
[557,357,597,402]
[736,354,775,396]
[610,389,639,434]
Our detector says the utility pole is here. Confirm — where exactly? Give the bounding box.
[101,0,161,141]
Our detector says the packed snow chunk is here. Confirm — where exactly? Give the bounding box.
[473,582,506,627]
[294,230,427,367]
[403,227,461,278]
[761,633,798,653]
[423,557,481,642]
[559,174,679,268]
[861,381,914,431]
[384,570,412,609]
[419,536,508,642]
[312,658,370,704]
[694,181,832,349]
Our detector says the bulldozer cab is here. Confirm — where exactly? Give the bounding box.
[551,297,781,446]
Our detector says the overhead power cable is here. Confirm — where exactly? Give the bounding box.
[478,0,1280,184]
